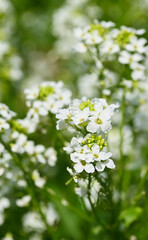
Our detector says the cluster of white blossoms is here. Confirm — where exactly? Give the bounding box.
[74,20,148,95]
[52,0,101,56]
[57,97,118,134]
[24,81,72,130]
[65,134,115,174]
[10,131,57,167]
[0,103,16,132]
[57,97,118,174]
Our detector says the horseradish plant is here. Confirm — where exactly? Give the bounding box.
[0,21,148,240]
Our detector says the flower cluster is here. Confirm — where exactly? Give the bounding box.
[52,0,101,56]
[74,20,148,95]
[57,97,118,134]
[24,81,72,130]
[10,131,57,167]
[65,134,115,173]
[57,97,118,175]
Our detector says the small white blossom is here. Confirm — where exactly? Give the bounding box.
[125,37,147,53]
[45,147,57,166]
[23,211,45,232]
[0,118,9,132]
[11,134,34,155]
[32,170,46,188]
[118,51,143,65]
[16,195,31,207]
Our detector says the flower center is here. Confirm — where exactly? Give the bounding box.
[95,118,102,124]
[80,118,84,122]
[80,160,86,166]
[93,154,99,158]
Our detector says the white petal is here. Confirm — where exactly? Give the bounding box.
[84,164,95,173]
[87,121,100,133]
[70,153,79,163]
[74,163,83,173]
[105,159,115,169]
[96,162,105,172]
[99,152,112,160]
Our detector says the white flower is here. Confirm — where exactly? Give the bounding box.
[0,198,10,212]
[125,37,147,53]
[75,179,88,196]
[23,211,45,232]
[11,134,35,155]
[73,157,95,173]
[32,145,46,164]
[0,118,9,131]
[74,160,95,173]
[0,103,15,120]
[24,88,39,100]
[100,20,115,28]
[130,63,145,80]
[84,31,102,45]
[45,148,57,166]
[17,179,27,187]
[0,41,10,59]
[0,167,5,176]
[46,204,59,226]
[100,39,120,55]
[16,195,31,207]
[0,143,4,153]
[32,170,46,188]
[90,179,101,204]
[118,51,143,65]
[10,68,23,81]
[74,42,87,53]
[86,107,112,134]
[17,117,38,134]
[96,158,115,172]
[28,101,48,119]
[71,108,90,125]
[56,108,73,121]
[75,177,101,209]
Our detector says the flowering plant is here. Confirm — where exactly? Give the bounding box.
[0,1,148,240]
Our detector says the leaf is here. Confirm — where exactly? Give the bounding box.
[119,207,143,228]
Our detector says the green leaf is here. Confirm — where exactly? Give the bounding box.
[119,207,143,228]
